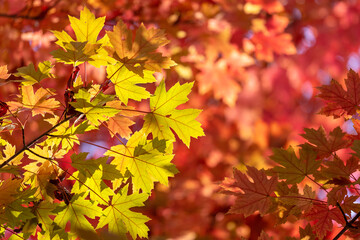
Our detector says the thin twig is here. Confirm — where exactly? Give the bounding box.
[0,115,75,169]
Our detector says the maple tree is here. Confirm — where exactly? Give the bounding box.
[2,0,360,239]
[0,6,204,239]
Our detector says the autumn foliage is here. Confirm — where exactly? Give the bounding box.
[221,69,360,239]
[2,0,360,240]
[0,6,204,240]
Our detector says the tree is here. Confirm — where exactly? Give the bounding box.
[0,7,204,239]
[1,0,360,239]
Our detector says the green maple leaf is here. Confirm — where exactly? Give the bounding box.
[70,153,122,203]
[3,198,36,229]
[97,186,150,239]
[14,61,54,86]
[70,89,120,126]
[143,81,204,147]
[107,63,156,104]
[105,131,178,192]
[270,145,321,184]
[53,193,102,233]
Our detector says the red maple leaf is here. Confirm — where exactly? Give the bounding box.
[220,166,277,217]
[304,203,345,239]
[301,126,348,158]
[317,69,360,118]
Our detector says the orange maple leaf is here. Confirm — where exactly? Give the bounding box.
[0,65,10,80]
[107,114,135,139]
[8,86,60,117]
[251,32,296,62]
[220,166,277,217]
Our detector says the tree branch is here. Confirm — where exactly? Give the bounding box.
[333,203,359,240]
[0,115,75,169]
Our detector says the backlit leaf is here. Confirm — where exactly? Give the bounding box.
[107,114,134,139]
[105,131,178,192]
[14,61,54,86]
[71,153,121,202]
[317,69,360,118]
[51,42,101,66]
[0,65,10,80]
[52,7,111,67]
[71,89,120,126]
[304,203,344,239]
[12,85,60,117]
[220,167,277,217]
[68,6,105,43]
[301,126,348,158]
[270,146,320,183]
[106,20,175,76]
[53,193,102,233]
[106,63,156,104]
[97,186,150,239]
[143,81,204,147]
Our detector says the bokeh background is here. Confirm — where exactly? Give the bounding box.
[0,0,359,239]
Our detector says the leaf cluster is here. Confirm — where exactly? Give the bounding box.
[0,7,204,240]
[221,69,360,239]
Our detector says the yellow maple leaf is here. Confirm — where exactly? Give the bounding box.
[143,81,204,147]
[68,6,105,43]
[51,7,113,67]
[2,144,23,166]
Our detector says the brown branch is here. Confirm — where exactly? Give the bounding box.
[0,115,76,169]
